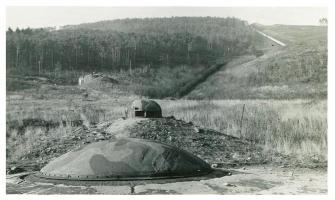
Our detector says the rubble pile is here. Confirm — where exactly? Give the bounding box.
[126,116,265,165]
[6,126,114,174]
[7,116,278,174]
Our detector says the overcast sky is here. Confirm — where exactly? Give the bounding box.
[6,7,327,29]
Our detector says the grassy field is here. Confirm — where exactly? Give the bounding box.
[6,86,327,167]
[7,63,207,99]
[257,24,327,46]
[159,99,327,163]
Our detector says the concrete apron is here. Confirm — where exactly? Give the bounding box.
[6,166,327,195]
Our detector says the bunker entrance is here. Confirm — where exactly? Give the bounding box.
[135,111,145,117]
[144,111,161,118]
[130,99,162,118]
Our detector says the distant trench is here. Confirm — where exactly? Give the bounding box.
[175,59,230,98]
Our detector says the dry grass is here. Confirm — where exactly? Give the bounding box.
[6,89,132,161]
[157,99,327,163]
[187,25,327,100]
[6,88,327,166]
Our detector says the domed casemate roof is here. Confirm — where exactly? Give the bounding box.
[131,99,162,118]
[38,138,212,180]
[131,99,162,112]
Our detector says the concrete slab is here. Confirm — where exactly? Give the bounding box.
[92,185,131,195]
[6,166,327,195]
[134,181,219,194]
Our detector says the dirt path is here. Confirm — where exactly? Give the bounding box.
[6,166,327,194]
[256,30,286,46]
[185,54,263,99]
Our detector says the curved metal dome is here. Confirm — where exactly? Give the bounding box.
[38,138,212,180]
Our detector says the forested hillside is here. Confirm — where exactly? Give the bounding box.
[6,17,259,76]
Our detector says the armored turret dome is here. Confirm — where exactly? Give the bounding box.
[38,138,212,180]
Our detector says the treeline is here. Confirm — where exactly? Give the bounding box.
[6,17,258,75]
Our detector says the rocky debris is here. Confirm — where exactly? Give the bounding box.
[126,117,265,165]
[211,164,218,168]
[7,166,25,174]
[103,118,147,137]
[224,183,237,187]
[193,126,204,133]
[6,116,311,174]
[7,125,114,173]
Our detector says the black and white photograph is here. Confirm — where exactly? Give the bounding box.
[2,0,333,197]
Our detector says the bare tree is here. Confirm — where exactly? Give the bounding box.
[319,18,328,26]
